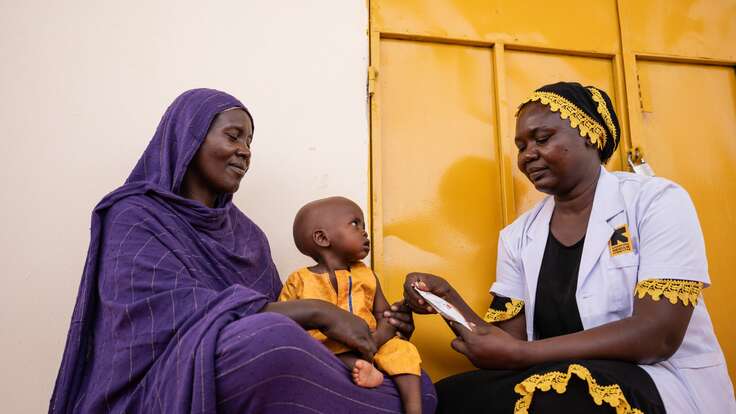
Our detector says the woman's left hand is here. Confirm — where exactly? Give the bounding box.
[383,300,415,339]
[449,321,528,370]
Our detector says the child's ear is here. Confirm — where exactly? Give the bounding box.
[313,229,330,247]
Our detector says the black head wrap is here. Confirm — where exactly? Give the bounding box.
[517,81,620,163]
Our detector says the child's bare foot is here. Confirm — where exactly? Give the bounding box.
[352,359,384,388]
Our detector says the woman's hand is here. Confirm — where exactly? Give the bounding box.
[383,300,415,339]
[403,272,457,314]
[449,321,528,370]
[319,306,377,361]
[264,299,377,361]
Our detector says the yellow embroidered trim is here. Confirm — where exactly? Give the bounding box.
[587,87,617,143]
[513,364,643,414]
[635,279,703,307]
[483,298,524,323]
[518,91,607,150]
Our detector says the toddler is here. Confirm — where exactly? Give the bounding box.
[279,196,422,414]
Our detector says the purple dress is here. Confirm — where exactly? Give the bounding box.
[49,89,437,413]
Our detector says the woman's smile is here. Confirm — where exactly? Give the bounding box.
[228,163,247,176]
[527,166,548,181]
[180,108,253,206]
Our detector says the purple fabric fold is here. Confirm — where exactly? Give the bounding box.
[49,89,279,413]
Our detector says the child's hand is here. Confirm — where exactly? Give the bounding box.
[383,300,415,339]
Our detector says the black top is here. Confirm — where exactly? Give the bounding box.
[435,229,664,414]
[533,231,585,340]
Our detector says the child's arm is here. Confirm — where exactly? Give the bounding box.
[372,274,399,348]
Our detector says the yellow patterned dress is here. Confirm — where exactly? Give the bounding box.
[279,261,421,376]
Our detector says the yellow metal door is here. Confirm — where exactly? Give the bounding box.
[370,0,736,382]
[376,39,501,375]
[634,60,736,383]
[618,0,736,383]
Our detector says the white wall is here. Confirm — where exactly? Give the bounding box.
[0,1,368,411]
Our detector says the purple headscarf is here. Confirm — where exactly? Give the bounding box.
[50,89,280,413]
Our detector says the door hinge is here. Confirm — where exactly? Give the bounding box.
[368,66,378,96]
[636,71,652,113]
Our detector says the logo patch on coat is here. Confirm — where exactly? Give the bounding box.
[609,224,633,256]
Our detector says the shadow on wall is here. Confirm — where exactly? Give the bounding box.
[383,155,498,266]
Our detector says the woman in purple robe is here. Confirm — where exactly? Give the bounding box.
[49,88,437,413]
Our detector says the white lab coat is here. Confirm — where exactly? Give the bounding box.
[490,166,736,413]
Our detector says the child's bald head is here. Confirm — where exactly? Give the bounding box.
[293,196,366,262]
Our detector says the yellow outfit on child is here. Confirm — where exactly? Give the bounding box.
[279,261,421,376]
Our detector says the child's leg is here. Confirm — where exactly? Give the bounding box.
[393,374,422,414]
[373,337,423,414]
[337,353,384,388]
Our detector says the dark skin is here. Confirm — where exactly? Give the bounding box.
[296,197,399,350]
[181,108,253,208]
[403,102,694,370]
[294,198,417,339]
[180,110,415,363]
[294,197,422,414]
[516,102,601,246]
